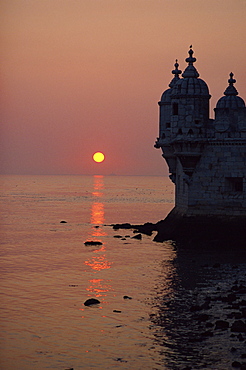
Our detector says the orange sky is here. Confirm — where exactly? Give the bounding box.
[1,0,246,176]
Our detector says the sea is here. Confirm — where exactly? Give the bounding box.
[0,175,246,370]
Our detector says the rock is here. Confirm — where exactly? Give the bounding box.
[231,320,246,333]
[123,295,132,300]
[84,298,100,306]
[131,233,142,240]
[112,223,132,230]
[113,235,122,238]
[232,361,241,368]
[195,313,209,322]
[215,320,229,330]
[238,333,244,341]
[60,220,67,223]
[113,310,122,313]
[84,241,103,246]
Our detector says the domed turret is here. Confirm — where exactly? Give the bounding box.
[214,73,246,133]
[170,46,211,140]
[216,73,245,109]
[158,60,182,140]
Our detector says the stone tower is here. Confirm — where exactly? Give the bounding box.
[155,46,246,225]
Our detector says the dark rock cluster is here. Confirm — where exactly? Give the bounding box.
[111,208,246,248]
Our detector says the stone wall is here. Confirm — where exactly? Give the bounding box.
[175,141,246,216]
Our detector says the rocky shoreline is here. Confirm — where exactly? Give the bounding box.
[111,209,246,368]
[111,208,246,248]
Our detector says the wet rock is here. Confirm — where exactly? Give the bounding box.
[242,308,246,318]
[60,220,67,223]
[205,322,214,328]
[195,313,210,322]
[112,223,132,230]
[201,330,213,337]
[84,298,100,306]
[231,320,246,333]
[221,293,237,303]
[123,295,132,300]
[215,320,229,330]
[113,235,122,238]
[84,241,103,246]
[228,312,243,319]
[190,301,210,312]
[113,310,122,313]
[232,361,242,368]
[115,358,127,363]
[131,233,142,240]
[237,333,244,341]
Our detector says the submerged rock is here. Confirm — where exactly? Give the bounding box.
[231,320,246,333]
[84,241,103,246]
[131,233,142,240]
[215,320,229,330]
[84,298,100,306]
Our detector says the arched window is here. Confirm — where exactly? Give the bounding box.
[188,129,194,136]
[172,103,178,115]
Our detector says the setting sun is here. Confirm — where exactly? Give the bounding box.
[93,152,105,163]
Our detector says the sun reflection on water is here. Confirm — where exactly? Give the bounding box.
[86,278,112,298]
[84,176,112,301]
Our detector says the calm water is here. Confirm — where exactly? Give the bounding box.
[0,175,245,370]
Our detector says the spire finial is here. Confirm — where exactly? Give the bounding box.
[224,72,238,96]
[186,45,196,65]
[182,45,199,78]
[228,72,236,85]
[169,59,182,87]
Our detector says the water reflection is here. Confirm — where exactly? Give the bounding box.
[86,278,112,298]
[149,244,246,369]
[84,175,113,302]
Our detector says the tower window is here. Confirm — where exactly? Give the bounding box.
[195,120,200,125]
[172,103,179,115]
[225,177,243,192]
[166,122,170,128]
[187,129,194,136]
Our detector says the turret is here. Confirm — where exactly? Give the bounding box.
[158,60,182,142]
[214,73,246,136]
[170,46,211,140]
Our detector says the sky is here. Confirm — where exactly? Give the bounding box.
[1,0,246,176]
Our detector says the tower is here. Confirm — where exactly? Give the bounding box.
[155,47,246,218]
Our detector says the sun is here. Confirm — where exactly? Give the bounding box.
[93,152,105,163]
